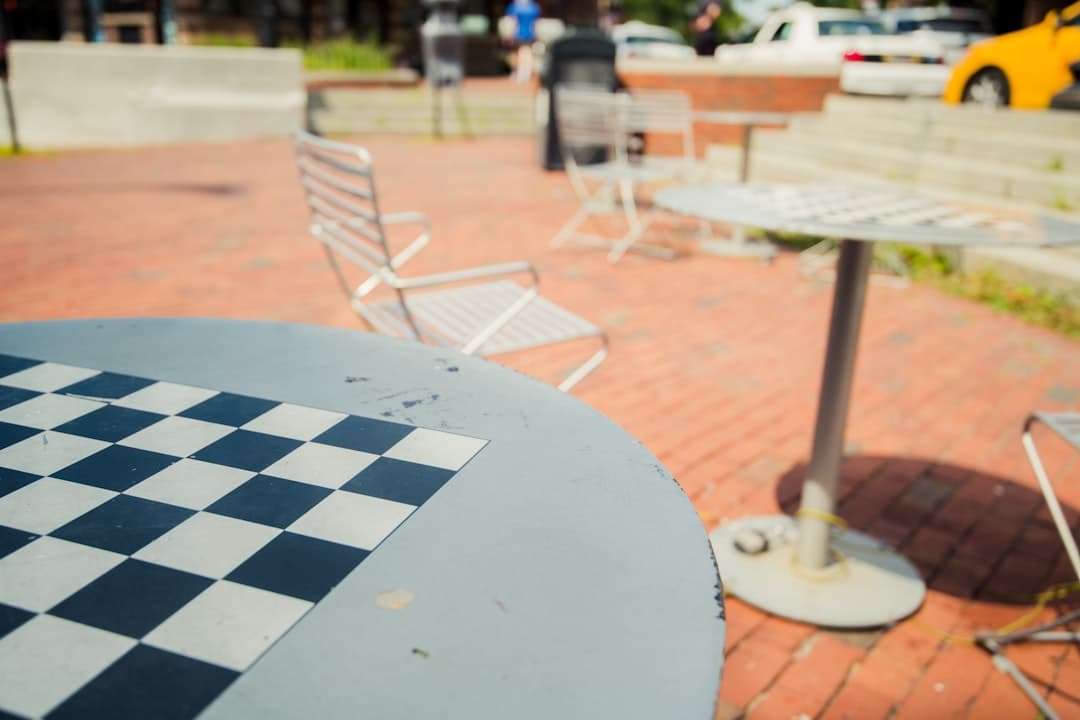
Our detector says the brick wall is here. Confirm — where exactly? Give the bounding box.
[618,61,841,156]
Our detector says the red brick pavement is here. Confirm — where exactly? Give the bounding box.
[2,135,1079,719]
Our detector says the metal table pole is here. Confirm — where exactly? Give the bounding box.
[705,234,924,628]
[796,239,873,569]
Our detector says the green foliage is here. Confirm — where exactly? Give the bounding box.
[295,38,393,72]
[188,33,393,72]
[187,32,256,47]
[898,245,1079,338]
[1046,156,1065,173]
[620,0,745,42]
[764,234,1080,338]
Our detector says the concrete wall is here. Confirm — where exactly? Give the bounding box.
[3,41,304,149]
[617,58,841,156]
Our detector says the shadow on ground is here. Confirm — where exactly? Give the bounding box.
[773,455,1079,606]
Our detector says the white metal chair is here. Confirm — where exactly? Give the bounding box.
[293,129,608,392]
[975,412,1080,720]
[550,86,705,264]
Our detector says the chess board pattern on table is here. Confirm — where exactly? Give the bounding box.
[737,183,1033,235]
[0,354,488,719]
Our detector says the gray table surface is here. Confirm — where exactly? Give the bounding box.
[0,318,725,719]
[654,182,1080,247]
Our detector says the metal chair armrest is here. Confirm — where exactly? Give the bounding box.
[390,261,539,291]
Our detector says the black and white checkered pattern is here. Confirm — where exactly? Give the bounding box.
[0,353,487,719]
[738,183,1032,234]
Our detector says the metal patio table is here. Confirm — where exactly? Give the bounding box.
[691,111,790,261]
[0,318,724,719]
[652,181,1080,627]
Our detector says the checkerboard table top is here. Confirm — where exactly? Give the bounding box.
[0,352,487,719]
[653,182,1080,248]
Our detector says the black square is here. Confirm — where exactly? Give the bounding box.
[52,495,193,555]
[313,416,414,454]
[0,421,39,450]
[47,644,238,720]
[0,354,41,378]
[0,467,39,498]
[49,559,213,638]
[53,445,178,492]
[0,385,39,411]
[207,475,330,528]
[0,524,38,559]
[180,393,278,427]
[343,457,454,506]
[0,602,34,640]
[54,405,166,443]
[191,430,302,472]
[227,532,368,602]
[57,372,154,401]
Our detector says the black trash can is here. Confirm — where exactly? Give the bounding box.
[537,28,617,170]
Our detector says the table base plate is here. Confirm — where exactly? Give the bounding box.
[710,515,925,628]
[698,236,778,261]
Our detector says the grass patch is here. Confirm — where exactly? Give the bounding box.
[297,38,393,72]
[764,232,1080,338]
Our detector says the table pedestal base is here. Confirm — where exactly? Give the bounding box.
[699,232,778,261]
[710,515,925,628]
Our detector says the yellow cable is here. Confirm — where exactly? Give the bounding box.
[794,507,849,530]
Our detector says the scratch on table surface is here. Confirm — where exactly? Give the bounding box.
[344,376,370,383]
[402,393,439,409]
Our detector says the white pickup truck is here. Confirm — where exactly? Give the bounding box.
[714,2,951,97]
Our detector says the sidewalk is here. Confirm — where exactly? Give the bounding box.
[1,135,1078,719]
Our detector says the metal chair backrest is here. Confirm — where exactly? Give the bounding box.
[293,130,422,338]
[293,130,393,275]
[554,85,627,161]
[624,89,696,161]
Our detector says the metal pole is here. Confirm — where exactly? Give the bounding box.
[256,0,279,48]
[795,239,874,570]
[0,3,19,154]
[739,123,752,183]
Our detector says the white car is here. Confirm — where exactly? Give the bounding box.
[715,2,949,97]
[611,21,696,61]
[877,6,994,64]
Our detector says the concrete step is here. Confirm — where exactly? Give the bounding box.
[307,88,534,136]
[789,114,1080,174]
[752,129,1080,209]
[823,94,1080,137]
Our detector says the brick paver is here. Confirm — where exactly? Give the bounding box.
[2,132,1079,719]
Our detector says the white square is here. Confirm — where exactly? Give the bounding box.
[242,403,347,441]
[125,459,254,510]
[112,382,218,415]
[289,491,414,550]
[0,536,124,612]
[134,513,279,578]
[382,428,487,471]
[118,416,234,457]
[0,477,115,535]
[0,393,104,430]
[262,443,377,489]
[0,362,100,393]
[0,431,109,476]
[0,614,135,718]
[144,581,311,672]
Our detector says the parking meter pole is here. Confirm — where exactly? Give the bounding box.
[257,0,280,48]
[82,0,103,42]
[421,0,466,138]
[0,6,20,154]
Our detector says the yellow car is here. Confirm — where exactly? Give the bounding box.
[943,1,1080,108]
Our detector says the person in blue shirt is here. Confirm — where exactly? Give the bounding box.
[505,0,541,83]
